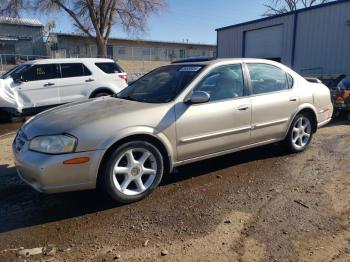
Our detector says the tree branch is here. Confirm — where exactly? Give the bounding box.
[52,0,93,37]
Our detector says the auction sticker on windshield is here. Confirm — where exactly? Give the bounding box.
[179,66,202,72]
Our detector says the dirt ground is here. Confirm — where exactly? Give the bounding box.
[0,120,349,261]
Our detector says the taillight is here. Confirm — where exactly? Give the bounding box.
[119,74,128,84]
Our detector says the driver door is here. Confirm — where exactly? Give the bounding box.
[15,64,60,108]
[175,64,252,161]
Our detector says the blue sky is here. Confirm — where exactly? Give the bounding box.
[30,0,267,45]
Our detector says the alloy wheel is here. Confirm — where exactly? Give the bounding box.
[291,116,312,149]
[112,148,157,196]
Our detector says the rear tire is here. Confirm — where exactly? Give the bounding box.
[100,141,164,203]
[284,113,313,153]
[346,112,350,122]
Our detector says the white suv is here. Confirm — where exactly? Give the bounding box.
[0,58,128,116]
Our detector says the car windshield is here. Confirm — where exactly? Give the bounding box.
[116,64,204,103]
[0,64,31,79]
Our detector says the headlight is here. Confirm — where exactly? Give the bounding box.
[29,135,77,154]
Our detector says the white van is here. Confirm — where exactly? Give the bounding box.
[0,58,128,115]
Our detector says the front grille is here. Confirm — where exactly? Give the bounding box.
[14,130,27,152]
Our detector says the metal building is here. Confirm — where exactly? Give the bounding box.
[0,17,46,62]
[216,0,350,77]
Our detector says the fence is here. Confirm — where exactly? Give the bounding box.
[51,45,215,62]
[0,53,50,73]
[0,49,213,80]
[0,52,159,81]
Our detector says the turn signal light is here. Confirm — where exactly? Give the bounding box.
[63,157,90,165]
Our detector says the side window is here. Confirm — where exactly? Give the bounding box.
[95,62,123,74]
[247,64,290,95]
[21,64,58,82]
[60,63,91,78]
[287,73,294,89]
[194,64,245,102]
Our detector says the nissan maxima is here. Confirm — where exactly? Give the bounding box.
[13,59,333,203]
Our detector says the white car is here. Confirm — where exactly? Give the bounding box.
[0,58,128,116]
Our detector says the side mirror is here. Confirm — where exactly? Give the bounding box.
[187,91,210,104]
[13,73,23,84]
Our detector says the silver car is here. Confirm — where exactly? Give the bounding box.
[13,59,333,203]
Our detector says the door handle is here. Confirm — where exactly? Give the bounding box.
[85,78,95,82]
[44,82,54,87]
[289,97,298,102]
[237,105,249,111]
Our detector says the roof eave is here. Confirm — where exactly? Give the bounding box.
[216,0,350,31]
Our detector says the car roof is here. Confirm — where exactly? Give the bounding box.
[23,58,116,65]
[171,58,281,66]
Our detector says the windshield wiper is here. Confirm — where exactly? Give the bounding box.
[115,95,140,102]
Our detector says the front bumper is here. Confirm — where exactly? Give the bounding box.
[0,85,19,113]
[12,137,105,194]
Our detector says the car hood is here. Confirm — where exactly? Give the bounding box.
[22,97,175,151]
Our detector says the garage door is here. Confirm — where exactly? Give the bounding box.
[244,25,283,61]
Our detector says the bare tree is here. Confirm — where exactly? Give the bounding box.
[263,0,331,16]
[0,0,166,57]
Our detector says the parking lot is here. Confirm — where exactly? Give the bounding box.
[0,119,349,261]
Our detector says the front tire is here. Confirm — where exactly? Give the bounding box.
[101,141,164,203]
[285,113,313,153]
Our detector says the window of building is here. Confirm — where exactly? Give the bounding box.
[168,49,176,59]
[194,64,245,101]
[51,43,58,51]
[143,48,151,56]
[107,45,113,58]
[247,63,290,95]
[60,63,91,78]
[180,49,186,58]
[21,64,59,82]
[117,47,126,55]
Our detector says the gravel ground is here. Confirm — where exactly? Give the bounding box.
[0,121,349,261]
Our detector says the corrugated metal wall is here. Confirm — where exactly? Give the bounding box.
[294,2,350,75]
[0,24,45,56]
[217,1,350,76]
[217,15,295,66]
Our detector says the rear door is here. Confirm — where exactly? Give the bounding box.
[246,63,298,143]
[16,64,60,108]
[59,63,94,103]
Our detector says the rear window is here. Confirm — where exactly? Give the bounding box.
[95,62,123,74]
[60,63,91,78]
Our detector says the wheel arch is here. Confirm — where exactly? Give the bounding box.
[97,133,173,186]
[89,87,115,98]
[285,105,318,139]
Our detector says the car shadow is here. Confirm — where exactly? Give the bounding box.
[0,164,121,233]
[0,142,289,234]
[161,143,288,185]
[327,118,349,127]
